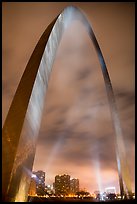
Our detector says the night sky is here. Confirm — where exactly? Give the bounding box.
[2,2,135,194]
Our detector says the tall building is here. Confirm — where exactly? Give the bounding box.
[70,178,79,194]
[33,170,45,187]
[33,170,45,196]
[55,174,70,196]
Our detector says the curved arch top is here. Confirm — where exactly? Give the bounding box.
[2,6,131,201]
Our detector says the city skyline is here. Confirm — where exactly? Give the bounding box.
[31,170,117,194]
[2,2,135,195]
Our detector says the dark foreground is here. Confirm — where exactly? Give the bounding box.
[28,196,135,203]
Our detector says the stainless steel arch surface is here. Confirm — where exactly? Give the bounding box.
[2,6,132,201]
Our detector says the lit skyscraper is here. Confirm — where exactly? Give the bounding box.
[55,174,70,196]
[33,170,45,196]
[70,178,79,195]
[33,171,45,187]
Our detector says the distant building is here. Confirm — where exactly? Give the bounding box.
[105,187,116,194]
[55,174,70,196]
[70,178,79,194]
[28,177,36,196]
[33,170,45,187]
[32,170,45,195]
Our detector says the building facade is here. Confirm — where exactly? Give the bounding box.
[70,178,79,195]
[55,174,70,196]
[33,170,45,196]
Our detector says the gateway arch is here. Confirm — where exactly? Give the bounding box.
[2,6,132,201]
